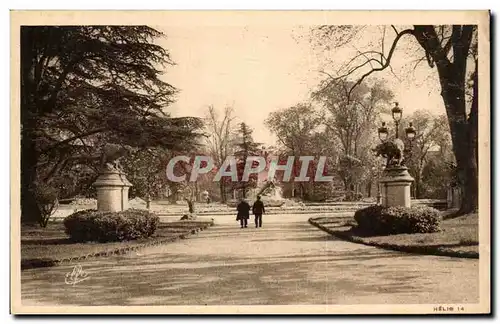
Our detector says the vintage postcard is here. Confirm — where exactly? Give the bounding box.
[10,10,490,315]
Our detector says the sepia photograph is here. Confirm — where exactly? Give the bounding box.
[10,10,490,315]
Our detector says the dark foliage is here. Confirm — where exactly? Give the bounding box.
[21,26,204,224]
[231,123,263,197]
[63,208,159,242]
[354,205,441,235]
[33,182,60,227]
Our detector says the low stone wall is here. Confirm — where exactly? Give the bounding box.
[51,199,447,219]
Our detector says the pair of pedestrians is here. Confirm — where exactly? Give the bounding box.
[236,196,265,228]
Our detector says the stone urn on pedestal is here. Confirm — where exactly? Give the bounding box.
[93,166,132,212]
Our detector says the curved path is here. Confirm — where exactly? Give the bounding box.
[21,214,478,306]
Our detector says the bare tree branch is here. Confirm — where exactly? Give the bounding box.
[346,28,414,101]
[357,47,381,70]
[318,28,414,102]
[337,50,385,74]
[324,58,383,88]
[381,26,386,63]
[40,128,107,155]
[412,55,428,70]
[318,70,336,80]
[388,65,402,83]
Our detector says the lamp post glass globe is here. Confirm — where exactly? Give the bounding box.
[378,122,389,142]
[405,122,416,141]
[391,102,403,122]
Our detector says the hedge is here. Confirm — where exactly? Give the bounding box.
[354,205,441,235]
[63,209,160,243]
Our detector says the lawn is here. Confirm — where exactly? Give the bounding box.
[310,213,479,258]
[21,220,213,268]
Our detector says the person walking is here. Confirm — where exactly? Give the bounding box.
[236,198,250,228]
[252,195,265,228]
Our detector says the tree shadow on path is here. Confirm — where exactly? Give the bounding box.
[21,219,479,306]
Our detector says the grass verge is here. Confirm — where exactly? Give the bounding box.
[21,219,214,270]
[309,213,478,259]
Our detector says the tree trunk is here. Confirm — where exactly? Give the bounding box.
[458,62,479,214]
[242,183,247,198]
[21,128,42,224]
[414,171,421,199]
[219,181,226,203]
[184,197,195,213]
[413,25,478,215]
[299,182,306,199]
[440,79,478,215]
[343,178,352,201]
[21,28,42,224]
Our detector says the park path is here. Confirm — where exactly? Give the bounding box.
[21,214,479,306]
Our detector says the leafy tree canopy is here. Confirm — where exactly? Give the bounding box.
[21,26,204,224]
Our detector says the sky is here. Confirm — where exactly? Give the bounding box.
[157,25,446,146]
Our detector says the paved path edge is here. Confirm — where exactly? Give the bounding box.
[308,217,479,259]
[21,220,215,271]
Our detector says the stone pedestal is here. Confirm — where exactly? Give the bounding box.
[378,166,414,208]
[93,170,132,212]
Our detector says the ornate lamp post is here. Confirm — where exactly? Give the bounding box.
[374,102,417,208]
[377,102,415,144]
[392,102,402,138]
[405,122,416,139]
[405,122,416,197]
[404,122,416,151]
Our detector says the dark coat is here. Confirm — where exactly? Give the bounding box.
[252,200,265,215]
[236,201,251,220]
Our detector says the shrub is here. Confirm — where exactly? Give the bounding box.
[33,183,60,228]
[63,208,160,243]
[354,205,441,235]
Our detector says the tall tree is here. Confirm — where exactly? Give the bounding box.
[265,103,324,198]
[21,26,203,225]
[312,78,393,198]
[402,112,451,198]
[420,154,456,199]
[233,123,262,198]
[204,105,236,202]
[312,24,479,215]
[124,147,175,202]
